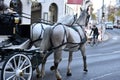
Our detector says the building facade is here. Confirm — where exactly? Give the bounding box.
[4,0,67,24]
[3,0,68,37]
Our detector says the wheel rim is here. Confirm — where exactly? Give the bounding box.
[3,53,32,80]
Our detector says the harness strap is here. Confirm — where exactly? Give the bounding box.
[49,23,67,50]
[77,24,87,43]
[79,25,87,43]
[70,26,83,43]
[30,23,45,46]
[70,15,77,26]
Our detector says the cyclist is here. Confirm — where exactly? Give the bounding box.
[90,25,99,44]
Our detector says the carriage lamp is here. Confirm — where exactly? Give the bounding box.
[14,17,20,24]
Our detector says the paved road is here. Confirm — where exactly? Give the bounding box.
[31,29,120,80]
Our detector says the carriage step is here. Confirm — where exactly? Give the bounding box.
[0,61,4,70]
[12,38,28,45]
[0,39,11,48]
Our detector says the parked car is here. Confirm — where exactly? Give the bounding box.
[113,23,120,28]
[113,23,117,28]
[105,22,113,29]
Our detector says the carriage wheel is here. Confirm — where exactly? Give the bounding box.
[1,53,32,80]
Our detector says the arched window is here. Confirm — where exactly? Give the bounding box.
[49,3,58,23]
[10,0,22,16]
[31,3,42,23]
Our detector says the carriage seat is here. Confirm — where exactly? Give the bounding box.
[0,13,21,35]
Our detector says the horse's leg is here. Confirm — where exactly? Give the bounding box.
[40,60,46,77]
[36,58,46,78]
[54,49,62,80]
[36,66,41,78]
[80,44,88,72]
[67,51,73,76]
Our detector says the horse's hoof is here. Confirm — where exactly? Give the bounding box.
[67,72,72,76]
[36,74,41,78]
[84,69,88,72]
[50,66,55,71]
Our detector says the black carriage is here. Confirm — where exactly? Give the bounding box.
[0,13,42,80]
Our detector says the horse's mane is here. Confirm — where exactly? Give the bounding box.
[57,14,75,25]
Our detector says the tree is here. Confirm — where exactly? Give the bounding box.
[107,5,115,22]
[108,13,114,22]
[115,8,120,17]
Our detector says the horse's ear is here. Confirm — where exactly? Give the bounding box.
[74,13,78,20]
[86,6,89,12]
[80,7,82,11]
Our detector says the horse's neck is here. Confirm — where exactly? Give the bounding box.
[40,27,52,51]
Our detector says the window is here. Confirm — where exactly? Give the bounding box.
[10,0,22,16]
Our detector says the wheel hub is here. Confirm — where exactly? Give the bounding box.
[16,68,23,77]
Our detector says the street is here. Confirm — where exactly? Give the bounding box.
[0,29,120,80]
[31,29,120,80]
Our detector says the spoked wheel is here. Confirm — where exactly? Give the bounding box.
[1,53,32,80]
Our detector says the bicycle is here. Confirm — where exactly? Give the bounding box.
[89,35,99,47]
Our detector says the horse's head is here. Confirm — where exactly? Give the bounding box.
[76,0,92,26]
[76,9,90,26]
[57,14,77,26]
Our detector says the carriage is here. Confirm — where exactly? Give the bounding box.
[0,12,45,80]
[0,0,92,80]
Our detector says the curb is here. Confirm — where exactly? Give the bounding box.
[99,32,110,42]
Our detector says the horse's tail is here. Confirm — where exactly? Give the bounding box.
[40,27,52,51]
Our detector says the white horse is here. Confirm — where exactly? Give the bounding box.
[30,13,78,74]
[37,3,92,80]
[30,14,77,48]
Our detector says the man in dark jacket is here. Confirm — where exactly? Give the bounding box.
[90,25,99,42]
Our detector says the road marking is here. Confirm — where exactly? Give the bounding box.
[112,36,117,40]
[47,50,120,63]
[87,50,120,57]
[90,71,120,80]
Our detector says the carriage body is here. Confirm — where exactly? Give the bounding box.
[0,12,29,60]
[0,13,43,80]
